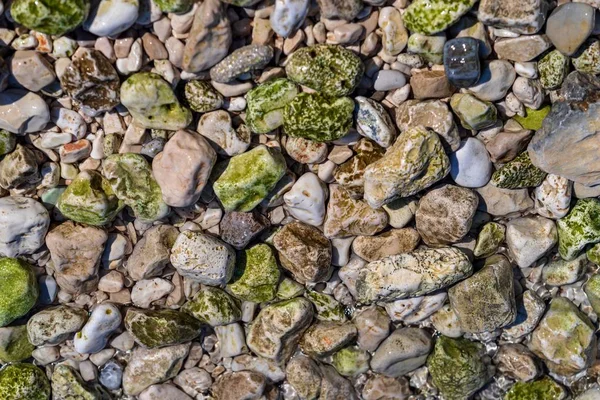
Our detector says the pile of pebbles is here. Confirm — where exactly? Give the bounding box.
[1,0,600,398]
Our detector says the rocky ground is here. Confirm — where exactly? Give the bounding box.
[0,0,600,398]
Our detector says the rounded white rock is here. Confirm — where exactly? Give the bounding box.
[450,137,493,188]
[373,70,407,91]
[84,0,140,38]
[0,196,50,257]
[283,172,328,227]
[74,303,122,354]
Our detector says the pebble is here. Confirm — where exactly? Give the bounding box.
[378,7,408,56]
[506,216,557,268]
[84,0,139,37]
[283,172,327,226]
[373,69,406,91]
[450,138,492,188]
[478,0,549,34]
[371,328,432,377]
[100,359,123,391]
[271,0,309,38]
[74,303,122,354]
[546,2,595,56]
[443,37,480,88]
[468,60,516,102]
[131,278,174,308]
[494,35,552,62]
[0,90,50,134]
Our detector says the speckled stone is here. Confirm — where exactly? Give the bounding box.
[184,80,223,113]
[478,0,549,34]
[474,222,505,258]
[0,130,15,156]
[11,0,89,35]
[0,325,35,362]
[285,44,364,97]
[210,45,273,83]
[494,35,552,62]
[546,2,595,56]
[246,78,298,134]
[538,50,569,90]
[354,96,396,148]
[491,151,546,189]
[513,105,550,131]
[407,33,446,64]
[51,365,109,400]
[125,309,202,348]
[0,363,51,400]
[557,198,600,260]
[504,377,566,400]
[443,37,480,88]
[182,287,241,326]
[403,0,477,35]
[316,0,362,21]
[396,100,460,151]
[154,0,192,13]
[573,39,600,74]
[379,7,408,56]
[227,244,280,303]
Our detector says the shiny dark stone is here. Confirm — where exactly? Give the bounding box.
[443,37,481,88]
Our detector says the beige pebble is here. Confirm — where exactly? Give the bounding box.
[333,23,365,44]
[142,32,168,60]
[283,29,306,54]
[252,17,274,45]
[166,37,185,68]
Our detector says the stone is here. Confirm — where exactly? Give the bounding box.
[131,278,173,308]
[285,44,363,97]
[385,292,447,324]
[0,144,38,190]
[173,367,212,397]
[468,60,516,102]
[197,111,250,156]
[84,0,139,37]
[210,44,273,83]
[120,72,192,130]
[573,39,600,74]
[0,90,50,134]
[184,80,223,113]
[170,230,235,285]
[154,0,191,13]
[332,346,370,377]
[286,355,321,399]
[46,221,107,294]
[450,138,492,188]
[227,244,280,303]
[449,255,515,333]
[283,172,327,226]
[182,0,231,73]
[0,130,15,156]
[0,325,34,362]
[371,328,432,377]
[495,344,542,382]
[546,2,595,56]
[396,100,460,151]
[246,298,314,363]
[505,377,566,400]
[99,360,123,391]
[486,128,533,164]
[125,309,202,348]
[543,254,587,286]
[506,216,557,268]
[529,73,600,186]
[352,228,420,262]
[283,92,354,142]
[123,343,190,395]
[491,151,546,189]
[246,78,298,134]
[214,145,286,211]
[476,181,533,216]
[373,70,407,91]
[307,290,346,322]
[182,287,241,326]
[353,306,390,351]
[212,371,266,400]
[0,258,37,327]
[126,224,178,281]
[362,375,410,400]
[219,211,270,250]
[558,198,600,260]
[538,50,569,90]
[316,0,362,20]
[10,50,55,92]
[415,184,478,246]
[51,364,108,399]
[494,35,552,62]
[271,0,309,38]
[355,247,472,304]
[0,363,51,400]
[427,337,490,400]
[27,305,88,346]
[474,222,505,258]
[407,33,446,64]
[584,274,600,315]
[534,174,572,219]
[379,7,408,56]
[403,0,477,35]
[334,139,385,199]
[11,0,89,35]
[0,197,50,257]
[300,321,356,357]
[502,290,546,340]
[74,303,121,354]
[450,93,497,131]
[354,96,396,148]
[478,0,549,34]
[153,130,216,207]
[431,304,463,338]
[324,184,388,238]
[364,126,450,208]
[443,37,480,88]
[215,322,247,357]
[410,70,456,99]
[528,297,596,375]
[59,48,120,116]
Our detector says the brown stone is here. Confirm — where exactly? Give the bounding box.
[352,228,420,262]
[410,70,456,100]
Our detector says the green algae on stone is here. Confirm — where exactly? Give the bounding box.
[11,0,89,36]
[584,274,600,315]
[539,50,570,90]
[542,254,587,286]
[184,80,223,113]
[558,198,600,260]
[283,92,354,142]
[427,336,490,400]
[491,151,546,189]
[246,78,299,134]
[407,33,446,64]
[57,170,124,226]
[0,130,15,156]
[450,93,497,131]
[285,44,364,97]
[51,364,110,400]
[573,39,600,74]
[504,377,566,400]
[153,0,193,13]
[0,325,34,362]
[213,145,286,212]
[182,287,242,327]
[332,346,370,377]
[120,72,192,130]
[306,291,346,322]
[513,105,551,131]
[103,153,170,222]
[403,0,478,35]
[0,258,38,327]
[276,277,305,300]
[474,222,506,258]
[587,243,600,265]
[0,363,50,400]
[227,244,280,303]
[124,308,203,349]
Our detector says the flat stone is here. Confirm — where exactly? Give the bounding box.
[476,181,533,216]
[478,0,549,34]
[468,60,516,102]
[491,151,546,189]
[410,70,456,99]
[126,225,178,281]
[505,377,566,400]
[352,228,420,262]
[124,309,202,348]
[494,35,552,62]
[396,100,460,151]
[300,321,356,357]
[27,305,88,346]
[546,2,595,56]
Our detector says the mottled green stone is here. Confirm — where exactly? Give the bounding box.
[213,145,286,212]
[276,277,305,300]
[103,153,170,222]
[124,308,203,348]
[332,346,370,377]
[558,198,600,260]
[573,39,600,74]
[0,130,15,156]
[403,0,477,35]
[504,377,565,400]
[491,151,546,189]
[228,244,280,303]
[51,365,110,400]
[450,93,497,131]
[0,325,34,362]
[306,291,346,322]
[285,44,364,97]
[427,336,490,400]
[539,50,570,90]
[584,274,600,315]
[57,170,124,226]
[246,78,299,134]
[153,0,192,13]
[0,258,38,328]
[513,105,551,131]
[473,222,505,258]
[184,80,223,113]
[11,0,89,35]
[587,243,600,265]
[542,254,587,286]
[407,33,445,64]
[0,363,50,400]
[283,93,354,142]
[182,287,241,327]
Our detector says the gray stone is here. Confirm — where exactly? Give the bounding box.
[443,37,480,88]
[478,0,549,34]
[546,2,595,56]
[371,328,432,377]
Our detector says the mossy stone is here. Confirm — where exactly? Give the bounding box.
[182,287,242,327]
[213,145,287,212]
[0,363,50,400]
[504,377,565,400]
[228,244,280,303]
[306,291,346,322]
[587,243,600,265]
[57,170,124,226]
[277,277,305,300]
[0,130,15,156]
[153,0,192,13]
[0,258,38,327]
[584,274,600,315]
[283,92,354,142]
[285,44,364,97]
[474,222,505,258]
[11,0,89,35]
[246,78,299,134]
[332,346,370,377]
[51,365,110,400]
[450,93,497,131]
[124,308,203,348]
[103,153,170,222]
[558,198,600,260]
[539,50,570,90]
[0,325,34,362]
[403,0,477,35]
[184,80,223,113]
[513,105,551,131]
[491,151,546,189]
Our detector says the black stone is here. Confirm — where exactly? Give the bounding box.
[443,37,481,88]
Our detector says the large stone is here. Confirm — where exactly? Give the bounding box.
[27,305,88,346]
[506,216,557,268]
[371,328,432,377]
[403,0,477,35]
[528,297,596,375]
[0,363,51,400]
[126,225,178,281]
[0,144,39,190]
[227,244,280,303]
[495,344,543,383]
[212,371,266,400]
[557,198,600,260]
[355,247,472,304]
[11,0,89,35]
[478,0,549,34]
[246,78,298,134]
[494,35,552,62]
[0,325,34,362]
[354,97,396,148]
[125,309,202,348]
[542,254,587,286]
[533,174,572,219]
[182,287,241,327]
[449,255,516,333]
[476,182,533,216]
[491,151,546,189]
[546,2,595,56]
[0,197,50,257]
[0,90,50,134]
[10,50,56,92]
[286,355,321,399]
[528,72,600,186]
[468,60,516,102]
[84,0,139,37]
[502,290,547,341]
[505,377,566,400]
[0,258,38,327]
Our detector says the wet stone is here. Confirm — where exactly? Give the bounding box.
[210,44,273,83]
[443,37,480,88]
